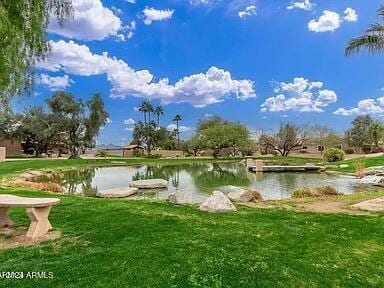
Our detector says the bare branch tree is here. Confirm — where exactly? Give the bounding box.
[259,124,309,156]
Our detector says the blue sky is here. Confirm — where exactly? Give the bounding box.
[13,0,384,145]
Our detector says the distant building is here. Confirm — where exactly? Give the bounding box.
[296,134,351,155]
[122,144,144,157]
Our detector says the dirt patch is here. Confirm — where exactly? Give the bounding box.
[0,228,61,250]
[245,198,372,215]
[11,180,63,193]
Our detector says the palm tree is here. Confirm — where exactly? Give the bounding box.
[154,105,164,127]
[173,114,182,150]
[146,102,154,123]
[346,5,384,56]
[138,100,153,125]
[369,122,383,148]
[138,101,148,124]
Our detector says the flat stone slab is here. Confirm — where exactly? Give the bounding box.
[129,179,168,189]
[352,197,384,212]
[0,194,60,208]
[96,187,138,198]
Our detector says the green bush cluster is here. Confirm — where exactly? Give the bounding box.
[323,148,345,163]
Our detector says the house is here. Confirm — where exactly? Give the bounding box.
[296,134,351,155]
[122,144,144,157]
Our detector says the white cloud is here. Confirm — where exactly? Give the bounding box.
[124,127,134,131]
[124,118,136,125]
[261,77,337,112]
[48,0,122,41]
[287,0,313,11]
[142,7,174,25]
[334,97,384,116]
[167,124,191,133]
[37,40,256,107]
[117,21,136,41]
[106,118,112,123]
[308,10,341,32]
[125,0,136,3]
[238,6,256,18]
[344,8,358,22]
[36,74,74,91]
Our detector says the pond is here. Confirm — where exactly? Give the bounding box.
[35,162,379,201]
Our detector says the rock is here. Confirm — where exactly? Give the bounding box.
[199,191,237,213]
[339,164,349,168]
[168,189,198,205]
[96,187,138,198]
[352,197,384,212]
[227,187,263,203]
[129,179,168,189]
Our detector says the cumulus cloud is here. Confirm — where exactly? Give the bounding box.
[238,6,256,18]
[48,0,122,41]
[308,8,358,33]
[125,0,136,3]
[167,124,191,133]
[334,97,384,116]
[106,118,112,123]
[308,10,341,32]
[287,0,314,11]
[36,74,74,91]
[344,8,358,22]
[37,40,256,107]
[124,118,136,125]
[142,7,174,25]
[261,77,337,112]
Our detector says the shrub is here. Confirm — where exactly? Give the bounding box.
[132,149,142,157]
[323,148,345,163]
[343,148,355,154]
[292,185,340,198]
[146,154,161,159]
[96,150,109,158]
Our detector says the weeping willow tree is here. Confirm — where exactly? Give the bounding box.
[0,0,72,109]
[346,4,384,56]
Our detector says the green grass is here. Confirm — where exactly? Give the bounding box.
[1,157,384,287]
[332,155,384,173]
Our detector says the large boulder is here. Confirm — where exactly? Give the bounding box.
[227,187,263,203]
[199,191,237,213]
[129,179,168,189]
[168,189,200,205]
[96,187,138,198]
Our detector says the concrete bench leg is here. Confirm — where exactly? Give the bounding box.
[26,207,53,238]
[0,207,14,228]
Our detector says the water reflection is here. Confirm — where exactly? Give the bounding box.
[36,163,379,200]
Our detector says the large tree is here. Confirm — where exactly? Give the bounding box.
[47,92,108,158]
[259,124,308,157]
[346,5,384,55]
[346,115,374,153]
[191,117,252,158]
[173,114,182,150]
[0,0,72,107]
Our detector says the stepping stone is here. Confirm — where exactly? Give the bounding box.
[96,187,138,198]
[352,197,384,212]
[129,179,168,189]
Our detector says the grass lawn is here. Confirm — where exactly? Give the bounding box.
[0,157,384,287]
[333,155,384,173]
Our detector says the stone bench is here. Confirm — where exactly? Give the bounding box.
[0,194,60,239]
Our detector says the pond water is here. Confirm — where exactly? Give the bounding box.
[35,162,379,200]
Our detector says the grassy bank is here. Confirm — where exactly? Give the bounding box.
[333,155,384,173]
[1,157,384,287]
[1,187,384,287]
